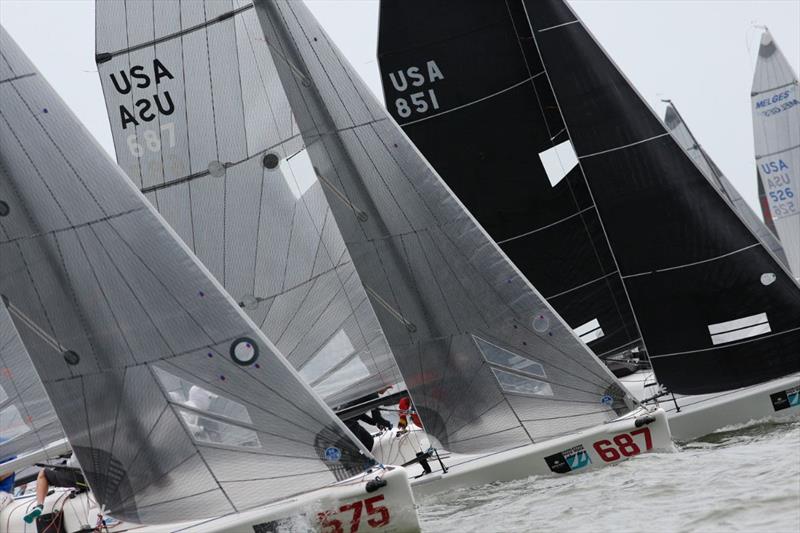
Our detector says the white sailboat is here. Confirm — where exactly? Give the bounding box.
[752,28,800,280]
[376,0,800,443]
[247,0,672,494]
[0,25,419,532]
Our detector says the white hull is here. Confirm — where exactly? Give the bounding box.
[0,466,419,533]
[620,371,800,442]
[371,406,672,499]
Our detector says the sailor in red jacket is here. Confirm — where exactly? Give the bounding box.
[397,396,422,430]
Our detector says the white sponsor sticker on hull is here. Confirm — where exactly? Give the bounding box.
[708,312,771,345]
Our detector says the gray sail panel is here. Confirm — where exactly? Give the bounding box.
[664,103,789,267]
[94,0,402,404]
[0,298,65,461]
[252,0,636,454]
[0,26,368,524]
[751,29,800,279]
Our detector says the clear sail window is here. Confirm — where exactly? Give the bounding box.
[152,366,253,425]
[313,356,371,399]
[473,336,547,378]
[300,329,356,384]
[0,404,30,441]
[0,384,8,404]
[539,140,579,187]
[281,148,318,199]
[491,368,554,397]
[177,408,260,449]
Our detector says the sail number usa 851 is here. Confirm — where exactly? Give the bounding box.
[386,60,444,120]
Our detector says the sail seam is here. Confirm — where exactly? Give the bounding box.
[496,205,596,244]
[750,80,798,97]
[0,72,36,84]
[650,324,800,358]
[621,243,760,279]
[95,3,254,62]
[755,142,800,160]
[578,132,670,159]
[399,73,544,127]
[537,20,579,33]
[545,270,619,300]
[0,207,145,246]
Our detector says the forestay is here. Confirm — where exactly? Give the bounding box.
[250,0,636,455]
[0,298,64,462]
[752,29,800,280]
[377,0,800,395]
[94,0,401,406]
[664,102,788,267]
[0,26,368,524]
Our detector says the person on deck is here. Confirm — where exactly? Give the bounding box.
[397,396,422,431]
[340,388,393,452]
[22,454,86,524]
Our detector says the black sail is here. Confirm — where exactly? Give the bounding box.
[378,0,641,360]
[378,0,800,394]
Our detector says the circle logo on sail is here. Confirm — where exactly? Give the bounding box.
[600,394,614,406]
[324,446,342,462]
[230,337,260,366]
[532,314,550,333]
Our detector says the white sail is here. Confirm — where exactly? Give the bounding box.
[0,25,373,524]
[248,0,638,455]
[752,29,800,278]
[93,0,402,407]
[664,102,788,267]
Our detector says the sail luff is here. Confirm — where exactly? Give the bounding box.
[663,101,789,269]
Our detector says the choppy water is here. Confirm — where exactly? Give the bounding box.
[415,418,800,533]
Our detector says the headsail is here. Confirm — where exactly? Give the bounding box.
[377,0,800,395]
[0,26,368,523]
[250,0,637,455]
[751,29,800,279]
[0,297,64,462]
[93,0,401,407]
[663,102,788,267]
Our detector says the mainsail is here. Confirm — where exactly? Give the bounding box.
[0,298,64,462]
[751,29,800,279]
[0,26,369,523]
[377,0,800,395]
[250,0,637,455]
[664,102,788,267]
[93,0,401,407]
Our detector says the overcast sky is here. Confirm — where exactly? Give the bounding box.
[1,0,798,213]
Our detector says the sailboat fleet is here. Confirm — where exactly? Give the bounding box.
[0,1,797,531]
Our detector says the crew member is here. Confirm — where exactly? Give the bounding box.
[397,396,422,430]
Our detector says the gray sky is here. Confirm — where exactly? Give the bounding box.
[1,0,798,213]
